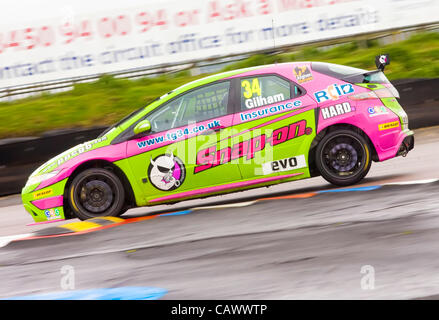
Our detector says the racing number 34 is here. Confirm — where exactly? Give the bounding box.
[242,78,261,98]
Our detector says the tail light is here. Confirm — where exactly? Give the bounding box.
[401,112,409,130]
[348,87,400,100]
[349,86,408,130]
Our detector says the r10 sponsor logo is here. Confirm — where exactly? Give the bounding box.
[194,120,313,174]
[314,83,354,103]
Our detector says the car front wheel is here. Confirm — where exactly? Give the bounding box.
[68,168,125,220]
[315,129,372,186]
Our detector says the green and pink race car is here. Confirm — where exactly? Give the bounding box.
[22,56,414,222]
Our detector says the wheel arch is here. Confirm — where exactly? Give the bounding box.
[308,123,378,177]
[63,159,136,219]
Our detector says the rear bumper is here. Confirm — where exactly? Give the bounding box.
[375,128,414,162]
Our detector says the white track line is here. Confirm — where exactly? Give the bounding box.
[192,201,258,211]
[1,179,437,248]
[384,178,439,185]
[0,233,33,248]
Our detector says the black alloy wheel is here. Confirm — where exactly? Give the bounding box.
[68,168,125,220]
[316,129,372,186]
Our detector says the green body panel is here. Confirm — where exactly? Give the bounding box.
[113,158,148,207]
[379,97,408,124]
[121,108,316,205]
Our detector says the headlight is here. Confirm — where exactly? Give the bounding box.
[25,170,60,188]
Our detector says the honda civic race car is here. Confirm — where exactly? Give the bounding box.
[22,55,414,222]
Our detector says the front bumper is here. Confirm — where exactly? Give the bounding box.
[21,178,69,223]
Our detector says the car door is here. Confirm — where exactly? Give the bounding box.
[125,80,243,202]
[231,74,317,179]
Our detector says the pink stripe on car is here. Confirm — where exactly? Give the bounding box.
[149,173,303,203]
[31,196,64,210]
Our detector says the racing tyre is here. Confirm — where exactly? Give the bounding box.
[315,129,372,186]
[68,168,125,220]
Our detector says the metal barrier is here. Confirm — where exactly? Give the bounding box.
[0,127,106,196]
[395,78,439,129]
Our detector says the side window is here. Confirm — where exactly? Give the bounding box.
[147,98,182,133]
[147,81,230,133]
[240,75,292,110]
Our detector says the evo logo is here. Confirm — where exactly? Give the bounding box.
[262,155,307,175]
[314,84,354,103]
[321,102,352,120]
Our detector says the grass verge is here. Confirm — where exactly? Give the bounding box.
[2,31,438,139]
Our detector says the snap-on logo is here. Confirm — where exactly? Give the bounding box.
[314,84,354,103]
[194,120,312,174]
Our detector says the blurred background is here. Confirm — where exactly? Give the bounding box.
[0,0,438,195]
[1,0,439,301]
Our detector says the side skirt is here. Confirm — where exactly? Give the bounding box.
[148,173,304,204]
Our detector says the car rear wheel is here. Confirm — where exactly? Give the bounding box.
[316,129,372,186]
[68,168,125,220]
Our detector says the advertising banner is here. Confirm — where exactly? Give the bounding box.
[0,0,437,88]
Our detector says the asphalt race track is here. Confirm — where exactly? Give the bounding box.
[0,126,438,299]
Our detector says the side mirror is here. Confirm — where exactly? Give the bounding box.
[133,120,151,136]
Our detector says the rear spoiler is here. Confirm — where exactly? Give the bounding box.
[341,54,391,83]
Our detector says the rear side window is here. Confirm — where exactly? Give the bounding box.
[240,75,292,110]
